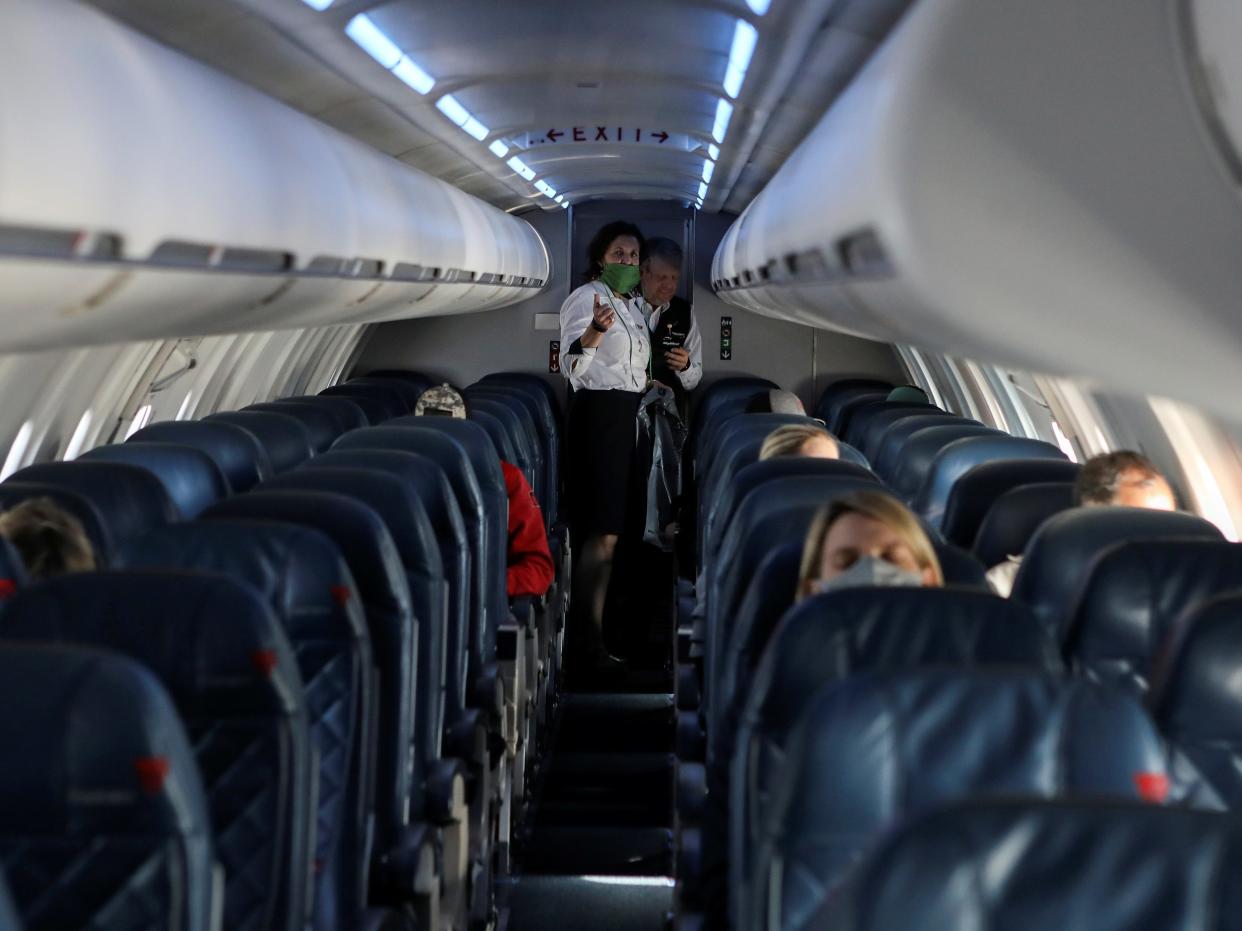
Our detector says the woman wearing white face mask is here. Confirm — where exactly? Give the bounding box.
[797,490,943,600]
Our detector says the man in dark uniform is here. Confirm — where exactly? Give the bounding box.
[637,237,702,418]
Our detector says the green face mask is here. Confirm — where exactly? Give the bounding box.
[599,262,641,294]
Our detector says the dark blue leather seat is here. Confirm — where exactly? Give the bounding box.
[730,586,1059,925]
[258,468,448,782]
[843,402,940,456]
[0,871,19,931]
[206,410,315,473]
[467,396,542,503]
[119,522,371,929]
[471,376,562,525]
[1065,540,1242,695]
[971,481,1077,567]
[465,385,553,520]
[887,423,1000,500]
[80,442,229,519]
[315,388,395,424]
[759,669,1181,931]
[359,370,436,396]
[245,401,342,453]
[6,461,176,562]
[0,538,23,603]
[1151,594,1242,809]
[940,458,1081,549]
[699,412,808,486]
[805,800,1242,931]
[914,436,1068,528]
[344,376,423,412]
[200,492,419,839]
[319,385,405,421]
[870,414,981,480]
[688,376,777,460]
[812,378,891,426]
[128,420,273,492]
[2,572,312,931]
[470,407,524,473]
[855,405,953,461]
[274,395,369,432]
[1011,507,1223,638]
[0,643,213,931]
[0,484,108,563]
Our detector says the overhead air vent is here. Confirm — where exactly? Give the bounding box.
[0,224,121,261]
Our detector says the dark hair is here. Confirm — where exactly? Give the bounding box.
[1074,450,1162,505]
[584,221,645,281]
[641,236,683,268]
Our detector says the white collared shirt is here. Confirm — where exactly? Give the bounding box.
[559,281,650,392]
[637,295,704,391]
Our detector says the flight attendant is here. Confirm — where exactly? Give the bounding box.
[559,220,648,672]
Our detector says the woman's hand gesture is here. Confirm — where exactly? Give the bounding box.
[592,294,615,331]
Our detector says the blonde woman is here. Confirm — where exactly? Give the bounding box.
[759,423,839,462]
[797,489,943,600]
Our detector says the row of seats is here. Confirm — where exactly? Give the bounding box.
[0,370,567,931]
[672,376,1242,931]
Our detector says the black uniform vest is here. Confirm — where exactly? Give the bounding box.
[649,296,694,414]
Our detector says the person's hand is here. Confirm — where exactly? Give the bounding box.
[591,294,615,332]
[664,347,690,372]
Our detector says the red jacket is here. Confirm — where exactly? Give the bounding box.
[502,461,554,597]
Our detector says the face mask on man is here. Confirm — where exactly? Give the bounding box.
[599,262,641,294]
[812,555,925,594]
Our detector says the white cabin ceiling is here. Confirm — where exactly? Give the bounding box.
[83,0,914,213]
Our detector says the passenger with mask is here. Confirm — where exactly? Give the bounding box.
[636,237,702,418]
[986,449,1177,596]
[797,490,943,599]
[559,220,649,672]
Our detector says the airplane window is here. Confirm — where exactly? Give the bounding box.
[176,391,196,421]
[0,421,34,480]
[63,410,94,461]
[1150,396,1242,541]
[125,404,154,439]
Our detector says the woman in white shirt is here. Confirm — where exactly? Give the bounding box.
[560,220,649,671]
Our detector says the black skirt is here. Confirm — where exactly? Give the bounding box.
[566,388,644,537]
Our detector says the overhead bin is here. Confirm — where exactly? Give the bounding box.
[712,0,1242,423]
[0,0,549,353]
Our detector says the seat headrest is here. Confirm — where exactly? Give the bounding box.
[701,412,811,477]
[319,384,405,420]
[855,406,953,461]
[690,376,778,437]
[971,481,1077,567]
[345,376,424,411]
[305,449,466,539]
[813,800,1242,930]
[7,461,176,555]
[385,416,507,493]
[120,521,365,644]
[1066,540,1242,694]
[0,642,210,836]
[360,370,435,394]
[1011,507,1223,637]
[0,482,109,563]
[915,436,1068,528]
[1,570,300,716]
[202,490,411,617]
[932,541,989,589]
[871,414,980,481]
[274,395,369,432]
[244,402,341,452]
[469,408,520,463]
[817,386,889,433]
[746,588,1059,737]
[260,468,442,577]
[128,420,272,492]
[940,458,1082,549]
[775,670,1174,928]
[205,411,314,473]
[80,442,229,519]
[841,401,939,448]
[333,426,485,518]
[1150,594,1242,745]
[888,424,1000,499]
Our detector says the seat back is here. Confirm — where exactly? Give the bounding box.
[80,442,229,519]
[854,405,952,461]
[0,870,19,931]
[245,401,342,452]
[471,377,562,524]
[699,412,809,484]
[306,448,471,716]
[319,384,404,420]
[1151,594,1242,808]
[274,395,369,431]
[120,521,371,926]
[844,402,941,458]
[206,411,315,473]
[128,420,272,492]
[203,491,417,846]
[730,587,1059,924]
[465,385,553,520]
[914,436,1068,528]
[0,643,214,931]
[7,462,176,562]
[808,800,1242,931]
[940,458,1081,548]
[1066,540,1242,695]
[689,376,778,460]
[1012,507,1223,637]
[344,376,424,411]
[261,468,447,766]
[888,424,1000,500]
[870,414,980,482]
[359,370,435,396]
[2,573,311,931]
[468,396,542,503]
[971,481,1077,567]
[0,538,25,598]
[813,378,892,425]
[0,484,109,564]
[764,669,1179,931]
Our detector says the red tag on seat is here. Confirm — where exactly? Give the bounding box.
[330,585,352,606]
[0,579,15,599]
[250,649,278,676]
[134,756,170,794]
[1134,772,1170,803]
